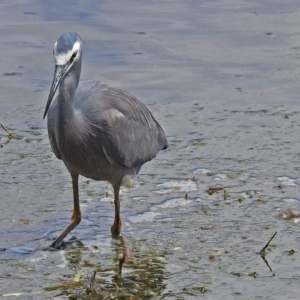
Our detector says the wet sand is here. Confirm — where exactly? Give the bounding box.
[1,0,300,299]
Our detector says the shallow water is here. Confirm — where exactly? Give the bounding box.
[1,0,300,299]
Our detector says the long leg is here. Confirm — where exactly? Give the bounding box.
[50,173,81,248]
[111,177,123,237]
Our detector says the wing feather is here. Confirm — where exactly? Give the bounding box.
[76,81,168,169]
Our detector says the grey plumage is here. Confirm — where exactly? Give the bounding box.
[43,32,168,249]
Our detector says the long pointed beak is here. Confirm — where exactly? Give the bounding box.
[43,64,69,119]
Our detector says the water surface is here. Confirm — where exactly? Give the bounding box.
[1,0,300,299]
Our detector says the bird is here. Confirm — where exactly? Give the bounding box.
[43,32,168,249]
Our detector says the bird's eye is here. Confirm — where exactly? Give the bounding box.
[70,52,77,62]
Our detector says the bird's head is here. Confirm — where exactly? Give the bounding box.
[54,32,82,66]
[43,32,82,119]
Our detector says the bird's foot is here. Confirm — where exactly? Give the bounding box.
[42,236,83,251]
[50,239,64,250]
[111,218,122,238]
[111,232,121,238]
[42,242,62,251]
[41,237,65,251]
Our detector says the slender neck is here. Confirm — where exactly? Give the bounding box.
[57,56,82,120]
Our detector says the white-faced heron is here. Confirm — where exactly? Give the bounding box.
[43,32,168,249]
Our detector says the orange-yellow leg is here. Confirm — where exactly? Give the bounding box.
[50,173,81,249]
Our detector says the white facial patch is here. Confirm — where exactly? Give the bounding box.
[54,41,81,65]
